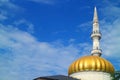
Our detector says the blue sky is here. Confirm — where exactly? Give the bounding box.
[0,0,120,80]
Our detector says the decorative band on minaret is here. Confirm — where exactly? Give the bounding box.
[91,7,102,56]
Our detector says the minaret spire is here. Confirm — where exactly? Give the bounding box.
[93,6,98,23]
[91,7,102,56]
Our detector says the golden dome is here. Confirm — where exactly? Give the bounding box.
[68,56,114,75]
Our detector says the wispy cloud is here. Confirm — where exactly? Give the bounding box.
[101,12,120,71]
[0,0,24,21]
[0,0,78,80]
[77,21,92,31]
[29,0,56,4]
[101,19,120,57]
[13,19,34,33]
[0,24,90,80]
[99,0,120,21]
[99,1,120,59]
[75,0,120,71]
[0,0,34,33]
[1,0,120,80]
[28,0,70,5]
[0,0,20,10]
[0,13,7,21]
[79,0,120,70]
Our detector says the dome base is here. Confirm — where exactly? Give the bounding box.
[70,71,113,80]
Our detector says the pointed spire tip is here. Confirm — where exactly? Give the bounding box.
[93,6,98,23]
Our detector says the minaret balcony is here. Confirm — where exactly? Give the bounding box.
[91,49,102,56]
[91,32,101,39]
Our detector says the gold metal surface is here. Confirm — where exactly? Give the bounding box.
[68,56,114,75]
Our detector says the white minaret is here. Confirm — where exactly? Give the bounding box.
[91,7,102,56]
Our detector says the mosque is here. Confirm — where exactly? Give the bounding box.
[34,7,115,80]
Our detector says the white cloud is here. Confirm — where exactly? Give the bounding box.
[99,2,120,70]
[0,13,7,21]
[69,38,76,43]
[76,1,120,70]
[82,1,120,60]
[0,1,120,80]
[0,0,90,80]
[78,21,92,31]
[0,9,8,21]
[0,24,90,80]
[98,1,120,60]
[13,19,34,33]
[0,0,24,21]
[101,19,120,58]
[29,0,56,4]
[99,1,120,21]
[0,0,34,33]
[0,0,20,10]
[28,0,70,5]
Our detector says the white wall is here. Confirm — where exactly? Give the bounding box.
[70,71,113,80]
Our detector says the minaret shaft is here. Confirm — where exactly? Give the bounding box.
[93,38,100,49]
[91,7,102,56]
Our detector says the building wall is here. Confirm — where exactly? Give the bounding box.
[70,71,113,80]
